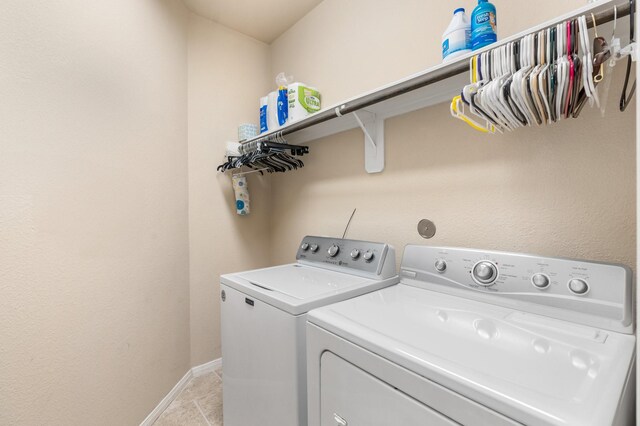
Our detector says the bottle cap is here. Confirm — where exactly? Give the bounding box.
[454,7,465,14]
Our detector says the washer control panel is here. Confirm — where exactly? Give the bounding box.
[296,236,395,278]
[399,246,633,334]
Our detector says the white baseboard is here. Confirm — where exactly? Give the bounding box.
[192,357,222,377]
[139,369,193,426]
[140,358,222,426]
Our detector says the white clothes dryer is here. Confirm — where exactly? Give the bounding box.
[307,245,635,426]
[220,236,398,426]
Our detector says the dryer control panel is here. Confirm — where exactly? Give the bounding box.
[400,246,633,334]
[296,236,396,279]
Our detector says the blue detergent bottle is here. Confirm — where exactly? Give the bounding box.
[277,86,288,126]
[471,0,497,50]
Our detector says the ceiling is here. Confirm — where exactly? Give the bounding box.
[183,0,323,43]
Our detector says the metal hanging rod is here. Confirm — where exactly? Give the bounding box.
[230,167,270,177]
[241,1,630,147]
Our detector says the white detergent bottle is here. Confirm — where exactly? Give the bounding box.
[442,8,471,62]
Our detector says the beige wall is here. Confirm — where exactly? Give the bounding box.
[268,0,636,272]
[0,1,190,425]
[187,14,272,365]
[271,0,594,105]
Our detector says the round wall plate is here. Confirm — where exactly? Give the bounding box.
[417,219,436,239]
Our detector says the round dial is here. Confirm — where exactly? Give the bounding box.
[568,278,589,295]
[327,245,340,257]
[300,243,309,251]
[363,250,374,262]
[531,273,550,289]
[310,244,319,253]
[350,249,360,259]
[435,259,447,272]
[472,261,498,285]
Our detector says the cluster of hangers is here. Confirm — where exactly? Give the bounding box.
[217,132,309,175]
[451,1,636,134]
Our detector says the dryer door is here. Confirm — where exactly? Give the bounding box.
[320,352,458,426]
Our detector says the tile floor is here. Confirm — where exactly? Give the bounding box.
[153,365,223,426]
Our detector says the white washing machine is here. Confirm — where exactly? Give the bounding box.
[220,235,398,426]
[307,245,635,426]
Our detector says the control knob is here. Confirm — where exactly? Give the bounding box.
[328,245,340,257]
[568,278,589,295]
[435,259,447,273]
[531,273,550,289]
[350,249,360,259]
[363,250,374,262]
[300,243,309,251]
[473,261,498,285]
[310,244,319,253]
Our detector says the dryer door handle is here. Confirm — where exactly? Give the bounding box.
[333,413,348,426]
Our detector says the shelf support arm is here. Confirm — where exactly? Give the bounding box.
[352,110,385,173]
[353,111,377,152]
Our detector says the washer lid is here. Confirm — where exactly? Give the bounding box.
[221,264,396,315]
[308,284,636,426]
